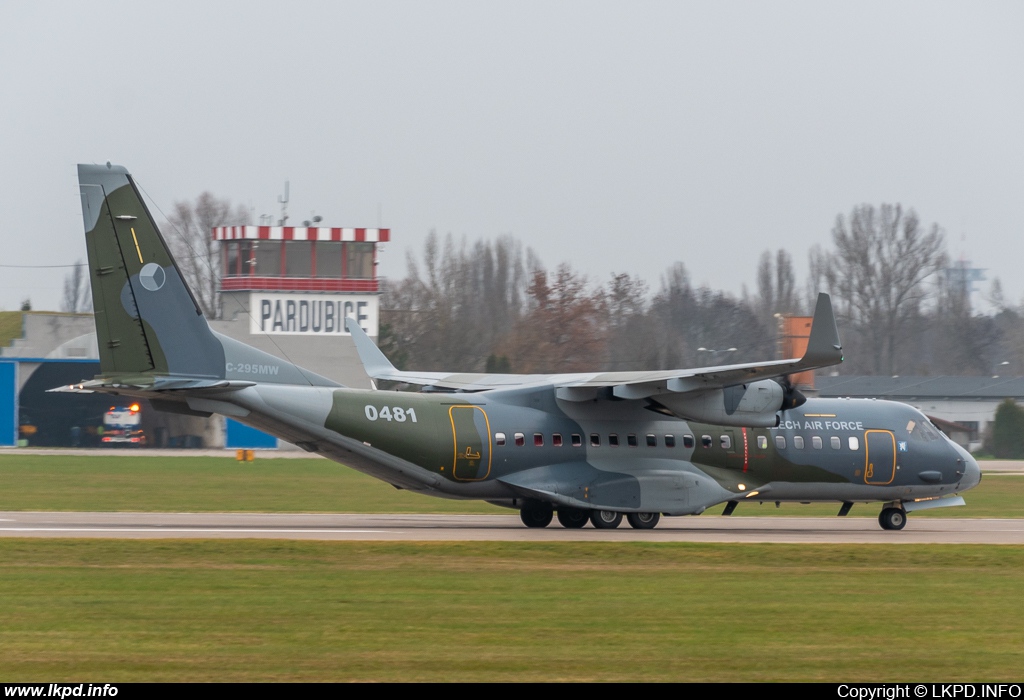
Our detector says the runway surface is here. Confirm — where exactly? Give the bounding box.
[1,511,1022,543]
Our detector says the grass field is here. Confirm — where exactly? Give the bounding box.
[0,311,23,349]
[0,453,501,514]
[0,452,1019,518]
[1,453,1022,682]
[1,540,1022,682]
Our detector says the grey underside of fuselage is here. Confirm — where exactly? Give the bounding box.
[747,482,966,502]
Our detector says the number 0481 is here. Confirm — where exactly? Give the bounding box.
[364,405,417,423]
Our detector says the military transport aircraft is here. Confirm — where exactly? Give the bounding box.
[64,163,981,531]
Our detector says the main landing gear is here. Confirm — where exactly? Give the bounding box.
[590,510,623,529]
[520,506,553,528]
[519,507,659,529]
[626,512,660,529]
[878,506,907,531]
[556,507,590,528]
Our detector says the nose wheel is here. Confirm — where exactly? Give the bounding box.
[878,507,907,531]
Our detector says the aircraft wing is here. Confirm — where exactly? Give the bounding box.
[348,293,843,400]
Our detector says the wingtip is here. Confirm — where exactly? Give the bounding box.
[346,316,396,378]
[803,293,843,367]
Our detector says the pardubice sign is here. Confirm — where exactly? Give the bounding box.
[249,293,379,336]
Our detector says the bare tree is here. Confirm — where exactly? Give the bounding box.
[380,231,534,371]
[501,265,606,373]
[164,193,249,319]
[756,248,801,317]
[827,204,947,375]
[60,260,91,313]
[604,272,653,370]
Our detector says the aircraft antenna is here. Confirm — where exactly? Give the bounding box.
[277,181,290,226]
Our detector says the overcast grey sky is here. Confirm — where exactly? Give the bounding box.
[2,1,1022,312]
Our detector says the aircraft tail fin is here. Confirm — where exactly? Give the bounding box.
[78,163,225,379]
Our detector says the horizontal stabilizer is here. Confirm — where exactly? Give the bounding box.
[48,377,256,395]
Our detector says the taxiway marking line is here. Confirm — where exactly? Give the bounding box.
[0,528,392,534]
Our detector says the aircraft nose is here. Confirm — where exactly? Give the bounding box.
[959,452,982,492]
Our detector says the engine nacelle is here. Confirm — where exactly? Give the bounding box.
[655,379,785,427]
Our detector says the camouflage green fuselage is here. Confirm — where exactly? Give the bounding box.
[295,387,974,515]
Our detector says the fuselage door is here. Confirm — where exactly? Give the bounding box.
[449,405,492,481]
[864,430,896,485]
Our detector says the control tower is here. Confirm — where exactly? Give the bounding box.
[210,224,391,447]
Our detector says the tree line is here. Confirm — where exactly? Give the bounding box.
[380,203,1024,377]
[70,194,1022,378]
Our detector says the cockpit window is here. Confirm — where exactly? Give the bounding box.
[918,421,943,441]
[909,415,943,442]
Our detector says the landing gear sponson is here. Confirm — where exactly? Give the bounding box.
[520,507,661,530]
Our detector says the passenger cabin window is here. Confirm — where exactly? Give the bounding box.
[647,434,657,447]
[702,435,713,448]
[793,436,804,449]
[683,435,695,448]
[775,435,786,449]
[495,432,506,446]
[627,434,638,447]
[514,433,525,447]
[665,435,676,448]
[571,434,582,447]
[609,434,619,447]
[812,436,823,449]
[534,433,544,447]
[830,436,841,449]
[552,433,563,447]
[757,435,768,449]
[848,436,860,450]
[590,433,601,447]
[720,435,731,449]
